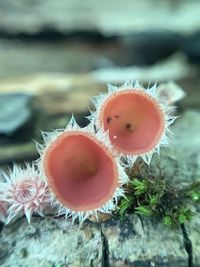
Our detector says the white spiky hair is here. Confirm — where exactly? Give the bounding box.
[88,80,177,166]
[0,163,50,224]
[37,116,129,223]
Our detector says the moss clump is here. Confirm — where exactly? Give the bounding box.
[118,174,200,226]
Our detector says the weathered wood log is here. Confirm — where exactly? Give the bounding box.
[0,108,200,266]
[0,213,199,267]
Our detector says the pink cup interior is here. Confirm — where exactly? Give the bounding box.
[100,90,165,154]
[44,133,117,211]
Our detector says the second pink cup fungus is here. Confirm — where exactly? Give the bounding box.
[38,117,128,222]
[90,81,176,165]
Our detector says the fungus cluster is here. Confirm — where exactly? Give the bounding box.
[0,81,176,224]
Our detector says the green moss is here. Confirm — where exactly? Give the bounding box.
[118,175,200,227]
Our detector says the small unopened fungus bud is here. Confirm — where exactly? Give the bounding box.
[90,81,176,165]
[0,164,50,224]
[38,117,128,223]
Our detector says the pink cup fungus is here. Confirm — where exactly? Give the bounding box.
[0,164,50,224]
[89,81,176,165]
[38,117,128,222]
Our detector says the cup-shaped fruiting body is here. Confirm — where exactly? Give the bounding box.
[0,164,50,224]
[90,81,176,165]
[37,117,128,223]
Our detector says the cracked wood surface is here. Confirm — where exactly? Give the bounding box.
[0,214,199,267]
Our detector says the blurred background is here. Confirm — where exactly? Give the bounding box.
[0,0,200,168]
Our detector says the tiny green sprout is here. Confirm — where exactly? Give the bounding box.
[119,197,134,216]
[149,195,159,205]
[185,181,200,202]
[179,208,194,222]
[190,191,200,201]
[178,214,187,224]
[163,216,172,226]
[186,211,194,221]
[135,206,153,216]
[130,178,147,196]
